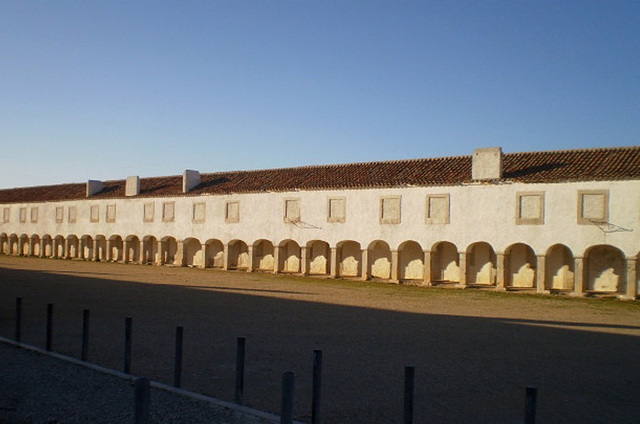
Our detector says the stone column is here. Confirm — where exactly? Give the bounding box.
[92,239,98,261]
[361,249,369,281]
[330,247,338,278]
[139,241,145,263]
[573,257,584,296]
[496,252,506,290]
[64,238,70,259]
[423,251,432,286]
[457,252,467,288]
[175,240,185,266]
[273,246,281,274]
[301,247,308,275]
[199,244,207,268]
[247,245,254,272]
[624,257,637,300]
[391,250,399,283]
[28,238,34,256]
[156,241,165,265]
[536,255,547,293]
[222,243,229,270]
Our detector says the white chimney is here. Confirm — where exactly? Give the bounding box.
[472,147,503,180]
[86,180,103,197]
[183,170,200,193]
[126,176,140,196]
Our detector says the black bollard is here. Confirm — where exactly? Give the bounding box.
[403,366,415,424]
[134,377,150,424]
[174,326,184,388]
[525,387,537,424]
[280,371,295,424]
[124,317,133,374]
[81,309,90,361]
[235,337,246,405]
[311,350,323,424]
[14,297,22,342]
[46,303,53,351]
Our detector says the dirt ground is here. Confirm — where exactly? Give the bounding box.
[0,256,638,424]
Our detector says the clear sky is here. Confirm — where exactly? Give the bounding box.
[1,1,638,189]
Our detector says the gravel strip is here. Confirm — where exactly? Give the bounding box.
[0,340,279,424]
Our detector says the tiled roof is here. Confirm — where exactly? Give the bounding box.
[0,146,638,204]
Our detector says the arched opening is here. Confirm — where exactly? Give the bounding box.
[109,235,124,262]
[53,235,65,258]
[505,243,536,289]
[253,239,275,271]
[142,236,157,264]
[431,241,460,284]
[398,240,424,282]
[94,235,107,261]
[125,235,141,263]
[8,234,18,255]
[31,234,41,257]
[585,245,626,293]
[80,235,94,260]
[183,238,202,267]
[228,240,249,270]
[42,234,53,257]
[368,240,391,280]
[19,234,29,256]
[338,240,361,278]
[204,239,224,268]
[161,236,178,265]
[279,240,301,273]
[0,233,8,255]
[466,242,496,286]
[546,244,574,291]
[307,240,330,275]
[67,235,79,259]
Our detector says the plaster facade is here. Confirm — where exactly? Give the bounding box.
[1,147,638,299]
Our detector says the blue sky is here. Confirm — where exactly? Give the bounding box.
[1,1,638,189]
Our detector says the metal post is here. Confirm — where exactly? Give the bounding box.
[235,336,246,405]
[403,366,415,424]
[46,303,53,351]
[311,350,323,424]
[280,371,295,424]
[134,377,150,424]
[124,317,133,374]
[81,309,90,361]
[174,326,184,388]
[525,387,537,424]
[14,297,22,342]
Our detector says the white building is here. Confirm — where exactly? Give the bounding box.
[1,146,638,299]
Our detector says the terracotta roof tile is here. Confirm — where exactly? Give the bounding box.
[0,146,638,204]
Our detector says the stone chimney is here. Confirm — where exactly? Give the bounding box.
[125,176,140,196]
[472,147,503,180]
[86,180,103,197]
[182,170,200,193]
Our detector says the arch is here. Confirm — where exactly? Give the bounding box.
[94,235,107,261]
[19,234,29,256]
[53,235,66,258]
[253,239,275,271]
[8,234,18,255]
[0,233,8,255]
[367,240,391,280]
[398,240,424,281]
[546,244,574,290]
[31,234,42,257]
[337,240,361,278]
[505,243,536,289]
[80,235,94,260]
[125,235,141,263]
[67,235,79,259]
[41,234,53,257]
[228,239,249,269]
[142,235,158,264]
[183,237,202,267]
[466,242,496,286]
[585,245,626,293]
[431,241,460,284]
[279,239,301,273]
[109,235,124,262]
[160,236,178,265]
[307,240,330,275]
[204,239,224,268]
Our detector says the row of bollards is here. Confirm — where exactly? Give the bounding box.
[12,297,539,423]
